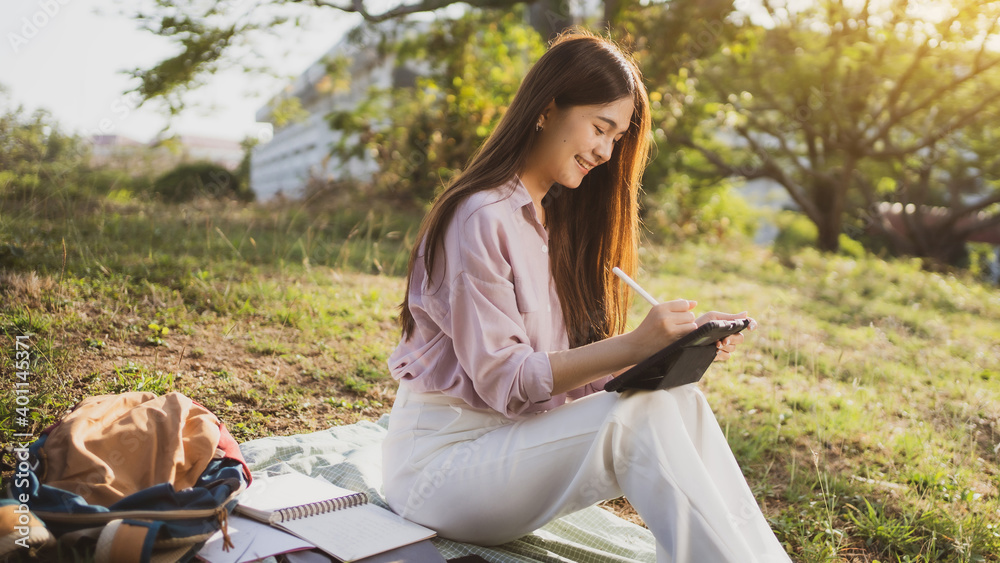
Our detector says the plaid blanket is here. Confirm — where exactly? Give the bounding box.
[237,416,656,562]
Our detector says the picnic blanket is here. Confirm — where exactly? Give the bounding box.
[237,415,656,563]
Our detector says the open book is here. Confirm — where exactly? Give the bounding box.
[234,472,436,562]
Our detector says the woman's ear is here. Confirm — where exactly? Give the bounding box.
[538,98,557,127]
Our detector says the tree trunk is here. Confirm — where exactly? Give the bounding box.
[925,231,969,269]
[816,214,842,252]
[603,0,623,28]
[528,0,573,41]
[809,174,845,253]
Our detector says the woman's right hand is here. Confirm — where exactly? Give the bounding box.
[547,298,705,396]
[625,299,699,361]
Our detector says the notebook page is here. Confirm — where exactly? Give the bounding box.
[277,503,436,562]
[238,472,362,520]
[197,514,312,563]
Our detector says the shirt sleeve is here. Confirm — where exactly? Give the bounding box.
[423,205,554,417]
[568,374,615,398]
[565,358,637,400]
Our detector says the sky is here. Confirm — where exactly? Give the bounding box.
[0,0,359,143]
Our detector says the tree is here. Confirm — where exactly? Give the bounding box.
[612,0,759,244]
[324,9,546,205]
[315,1,740,210]
[126,0,584,116]
[856,106,1000,266]
[664,0,1000,259]
[0,84,88,198]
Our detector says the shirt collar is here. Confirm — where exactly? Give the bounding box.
[508,175,547,231]
[507,174,534,213]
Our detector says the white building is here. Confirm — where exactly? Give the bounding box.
[170,135,244,170]
[250,25,422,200]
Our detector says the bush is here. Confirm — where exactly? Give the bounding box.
[152,162,253,203]
[774,210,868,258]
[642,178,758,245]
[838,233,866,259]
[325,10,546,205]
[773,210,818,255]
[83,168,150,196]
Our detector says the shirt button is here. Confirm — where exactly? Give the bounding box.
[547,304,552,312]
[541,244,548,253]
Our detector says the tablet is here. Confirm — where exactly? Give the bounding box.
[603,318,751,392]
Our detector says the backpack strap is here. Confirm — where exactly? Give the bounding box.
[95,519,162,563]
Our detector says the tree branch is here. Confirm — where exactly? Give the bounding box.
[956,210,1000,239]
[853,168,877,209]
[874,0,966,124]
[957,189,1000,218]
[735,122,817,184]
[865,55,1000,147]
[670,131,822,222]
[869,88,1000,158]
[974,6,1000,68]
[300,0,483,21]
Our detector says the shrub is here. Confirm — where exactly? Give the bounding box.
[773,210,818,254]
[325,10,546,205]
[84,168,150,196]
[643,177,758,245]
[774,211,869,259]
[838,233,866,259]
[152,162,253,203]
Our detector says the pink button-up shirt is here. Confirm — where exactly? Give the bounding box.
[387,176,614,418]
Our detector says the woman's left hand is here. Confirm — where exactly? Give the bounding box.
[694,310,757,362]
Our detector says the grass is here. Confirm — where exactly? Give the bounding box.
[1,182,999,562]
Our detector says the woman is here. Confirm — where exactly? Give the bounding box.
[381,29,791,563]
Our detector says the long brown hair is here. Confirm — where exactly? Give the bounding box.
[397,28,651,349]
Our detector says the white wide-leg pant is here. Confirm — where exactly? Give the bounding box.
[382,382,791,563]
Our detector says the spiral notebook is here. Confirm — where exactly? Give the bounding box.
[234,472,436,562]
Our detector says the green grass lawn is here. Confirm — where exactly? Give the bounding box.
[2,187,999,562]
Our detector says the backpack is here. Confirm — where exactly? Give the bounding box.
[4,391,251,562]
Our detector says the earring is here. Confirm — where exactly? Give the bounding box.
[535,121,542,132]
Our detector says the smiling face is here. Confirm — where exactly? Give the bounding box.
[521,96,635,194]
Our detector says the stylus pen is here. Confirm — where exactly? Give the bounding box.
[612,267,659,306]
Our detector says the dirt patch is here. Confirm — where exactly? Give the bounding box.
[42,318,393,438]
